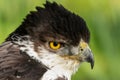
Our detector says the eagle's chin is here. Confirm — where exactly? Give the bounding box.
[39,54,80,80]
[41,60,80,80]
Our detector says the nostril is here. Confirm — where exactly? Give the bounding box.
[81,48,83,51]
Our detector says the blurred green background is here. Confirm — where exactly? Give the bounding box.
[0,0,120,80]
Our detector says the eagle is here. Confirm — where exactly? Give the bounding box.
[0,1,94,80]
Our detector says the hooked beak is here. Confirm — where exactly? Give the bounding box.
[79,40,94,69]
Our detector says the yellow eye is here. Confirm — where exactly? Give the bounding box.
[49,41,61,50]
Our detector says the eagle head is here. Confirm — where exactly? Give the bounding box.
[6,1,94,80]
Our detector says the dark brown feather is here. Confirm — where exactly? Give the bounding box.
[6,1,90,46]
[0,41,47,80]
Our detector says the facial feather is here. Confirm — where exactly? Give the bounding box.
[11,35,81,80]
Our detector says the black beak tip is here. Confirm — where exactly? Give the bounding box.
[90,60,94,69]
[86,56,94,69]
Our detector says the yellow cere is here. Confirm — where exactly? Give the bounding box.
[80,42,88,49]
[49,41,61,50]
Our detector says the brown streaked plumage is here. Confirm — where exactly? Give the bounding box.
[0,41,47,80]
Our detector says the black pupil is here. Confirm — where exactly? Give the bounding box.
[53,42,58,46]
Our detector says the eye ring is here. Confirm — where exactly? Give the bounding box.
[49,41,61,50]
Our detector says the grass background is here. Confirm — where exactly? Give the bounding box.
[0,0,120,80]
